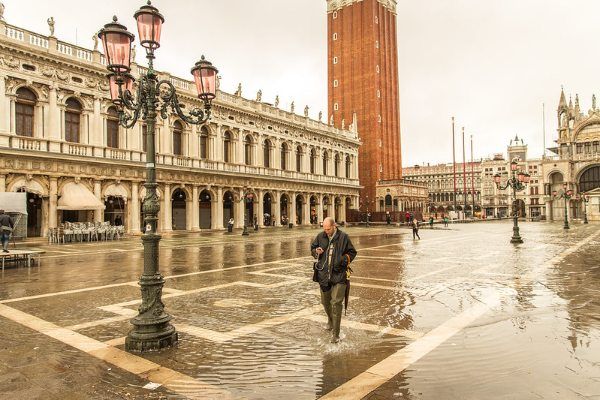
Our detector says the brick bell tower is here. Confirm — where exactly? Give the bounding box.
[327,0,402,211]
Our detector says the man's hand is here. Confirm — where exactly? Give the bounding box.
[315,247,324,255]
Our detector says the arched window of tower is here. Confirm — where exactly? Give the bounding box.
[375,16,379,24]
[375,41,379,49]
[334,103,339,111]
[376,65,380,73]
[334,80,339,88]
[333,57,338,65]
[377,90,381,98]
[333,33,338,40]
[333,11,338,19]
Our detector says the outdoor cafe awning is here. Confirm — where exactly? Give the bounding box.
[57,182,105,211]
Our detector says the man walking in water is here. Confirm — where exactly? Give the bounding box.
[311,217,357,343]
[0,210,14,253]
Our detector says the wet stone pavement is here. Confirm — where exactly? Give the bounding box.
[0,220,599,400]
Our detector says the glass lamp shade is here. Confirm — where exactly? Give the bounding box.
[191,56,219,101]
[134,1,164,50]
[524,173,531,183]
[510,161,518,171]
[98,16,135,73]
[567,189,573,197]
[517,171,525,182]
[107,73,135,103]
[552,190,557,197]
[493,174,501,184]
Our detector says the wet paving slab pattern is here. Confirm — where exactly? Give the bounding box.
[0,221,599,399]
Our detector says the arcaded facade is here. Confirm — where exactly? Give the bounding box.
[0,18,361,237]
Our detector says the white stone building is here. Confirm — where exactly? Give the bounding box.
[0,18,361,237]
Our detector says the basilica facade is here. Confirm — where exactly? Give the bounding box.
[543,89,600,221]
[0,18,361,237]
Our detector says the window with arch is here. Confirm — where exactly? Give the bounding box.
[199,126,209,159]
[322,150,329,176]
[310,148,316,174]
[296,145,303,172]
[173,121,183,155]
[107,107,119,148]
[263,139,272,168]
[334,153,340,177]
[345,155,351,178]
[65,98,82,143]
[223,131,232,163]
[244,134,253,165]
[15,87,36,137]
[580,165,600,192]
[281,142,289,170]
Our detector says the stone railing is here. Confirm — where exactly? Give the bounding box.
[1,131,360,186]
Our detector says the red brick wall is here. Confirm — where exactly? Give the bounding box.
[328,0,402,210]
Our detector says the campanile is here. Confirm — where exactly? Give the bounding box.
[327,0,402,210]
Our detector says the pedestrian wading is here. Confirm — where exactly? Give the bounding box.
[311,217,357,343]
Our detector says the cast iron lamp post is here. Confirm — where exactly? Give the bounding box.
[552,183,573,230]
[98,1,218,352]
[580,193,590,224]
[241,190,253,236]
[493,160,530,244]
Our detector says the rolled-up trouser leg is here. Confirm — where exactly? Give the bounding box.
[320,288,333,329]
[330,282,347,339]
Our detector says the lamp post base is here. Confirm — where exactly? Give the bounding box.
[563,224,570,230]
[125,320,178,352]
[510,236,523,244]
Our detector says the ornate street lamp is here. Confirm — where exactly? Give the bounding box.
[580,192,590,224]
[98,1,218,352]
[493,159,530,243]
[241,190,253,236]
[553,183,573,230]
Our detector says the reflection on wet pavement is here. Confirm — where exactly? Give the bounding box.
[0,221,598,399]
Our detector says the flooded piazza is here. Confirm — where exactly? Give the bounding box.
[0,220,599,400]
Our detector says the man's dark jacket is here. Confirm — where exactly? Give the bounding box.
[311,228,357,288]
[0,214,13,231]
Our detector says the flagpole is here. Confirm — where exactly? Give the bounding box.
[462,127,467,218]
[452,117,457,213]
[471,134,475,217]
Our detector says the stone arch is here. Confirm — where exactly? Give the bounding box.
[577,164,600,192]
[7,176,48,196]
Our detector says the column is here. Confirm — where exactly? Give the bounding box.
[0,174,5,191]
[191,185,200,231]
[256,189,264,227]
[237,129,245,165]
[92,96,102,147]
[317,194,324,224]
[257,134,264,167]
[0,75,8,134]
[290,193,297,226]
[41,197,49,237]
[94,180,103,223]
[163,183,172,231]
[48,85,60,140]
[302,194,310,225]
[273,139,281,171]
[185,194,193,231]
[273,191,280,227]
[214,124,222,161]
[213,187,224,229]
[131,182,140,233]
[340,196,347,223]
[49,178,58,228]
[235,188,245,229]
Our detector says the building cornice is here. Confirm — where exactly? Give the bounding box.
[327,0,397,13]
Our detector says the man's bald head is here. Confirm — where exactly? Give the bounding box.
[323,217,336,237]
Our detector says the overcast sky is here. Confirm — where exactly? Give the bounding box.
[3,0,600,166]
